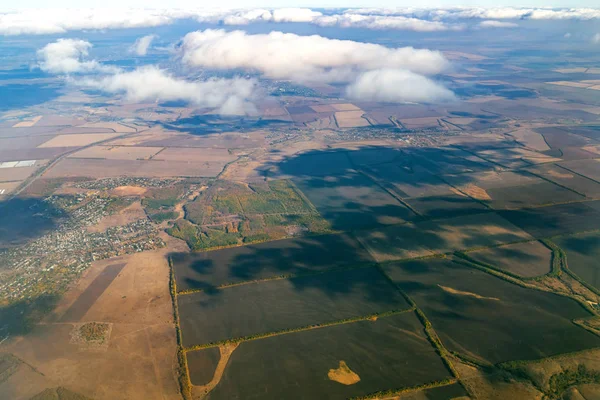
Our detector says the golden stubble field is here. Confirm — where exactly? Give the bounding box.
[0,241,185,400]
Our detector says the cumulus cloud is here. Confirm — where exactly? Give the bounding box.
[0,8,177,35]
[130,34,157,56]
[37,39,118,74]
[346,69,456,103]
[313,14,460,32]
[180,29,449,83]
[479,20,519,28]
[76,66,258,115]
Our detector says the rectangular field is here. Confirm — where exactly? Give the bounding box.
[274,150,354,177]
[177,266,410,346]
[293,172,417,230]
[559,159,600,182]
[525,164,600,198]
[499,201,600,238]
[44,158,226,178]
[192,312,453,400]
[384,258,600,364]
[38,133,120,148]
[364,164,455,198]
[152,147,237,163]
[484,182,584,210]
[404,194,489,218]
[357,212,532,262]
[172,233,373,291]
[465,240,553,277]
[68,145,162,160]
[553,232,600,291]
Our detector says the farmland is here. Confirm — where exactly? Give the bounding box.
[384,257,600,364]
[177,267,410,347]
[191,312,453,400]
[553,232,600,291]
[466,240,553,278]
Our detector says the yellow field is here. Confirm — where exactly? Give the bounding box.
[12,116,42,128]
[38,133,120,148]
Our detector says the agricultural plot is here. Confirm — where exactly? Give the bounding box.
[473,146,560,168]
[466,240,553,277]
[152,147,237,163]
[334,110,371,128]
[293,172,417,230]
[37,133,119,148]
[410,147,495,175]
[384,258,600,364]
[525,164,600,198]
[0,164,43,182]
[553,232,600,291]
[500,201,600,238]
[44,158,226,179]
[404,194,489,218]
[177,267,410,346]
[68,145,162,160]
[559,159,600,183]
[171,233,373,291]
[346,147,405,166]
[193,312,452,400]
[365,164,455,198]
[356,212,532,262]
[274,150,354,178]
[187,347,221,386]
[397,383,468,400]
[484,181,583,210]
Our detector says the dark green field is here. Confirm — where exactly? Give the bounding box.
[384,258,600,364]
[293,172,417,230]
[178,267,410,347]
[404,194,489,218]
[171,233,374,292]
[553,232,600,291]
[398,383,468,400]
[484,181,583,210]
[499,201,600,238]
[200,312,453,400]
[466,241,553,278]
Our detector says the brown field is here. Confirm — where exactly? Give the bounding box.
[1,249,179,400]
[79,122,137,133]
[152,147,238,163]
[38,134,120,148]
[0,180,21,197]
[109,186,148,196]
[559,159,600,182]
[0,165,44,182]
[310,104,337,113]
[356,212,533,262]
[43,158,227,179]
[445,170,539,191]
[400,117,442,129]
[331,103,360,111]
[507,129,550,151]
[68,146,163,160]
[334,111,370,128]
[87,201,148,233]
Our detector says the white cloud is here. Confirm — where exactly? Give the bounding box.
[271,8,323,23]
[313,14,460,32]
[479,20,519,28]
[130,34,157,56]
[37,38,118,74]
[564,32,572,38]
[593,33,600,44]
[180,29,449,83]
[346,69,455,104]
[76,66,258,115]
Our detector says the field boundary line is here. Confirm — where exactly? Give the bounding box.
[176,262,379,295]
[183,308,414,351]
[556,163,600,186]
[350,378,459,400]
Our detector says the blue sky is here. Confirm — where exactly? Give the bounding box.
[6,1,599,9]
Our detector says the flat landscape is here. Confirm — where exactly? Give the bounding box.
[2,7,600,400]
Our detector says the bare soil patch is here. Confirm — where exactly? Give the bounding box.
[38,134,120,148]
[328,361,361,385]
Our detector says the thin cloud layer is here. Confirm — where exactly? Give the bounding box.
[37,39,118,74]
[76,66,258,115]
[313,14,460,32]
[130,34,157,56]
[346,69,456,103]
[479,20,519,28]
[180,29,449,82]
